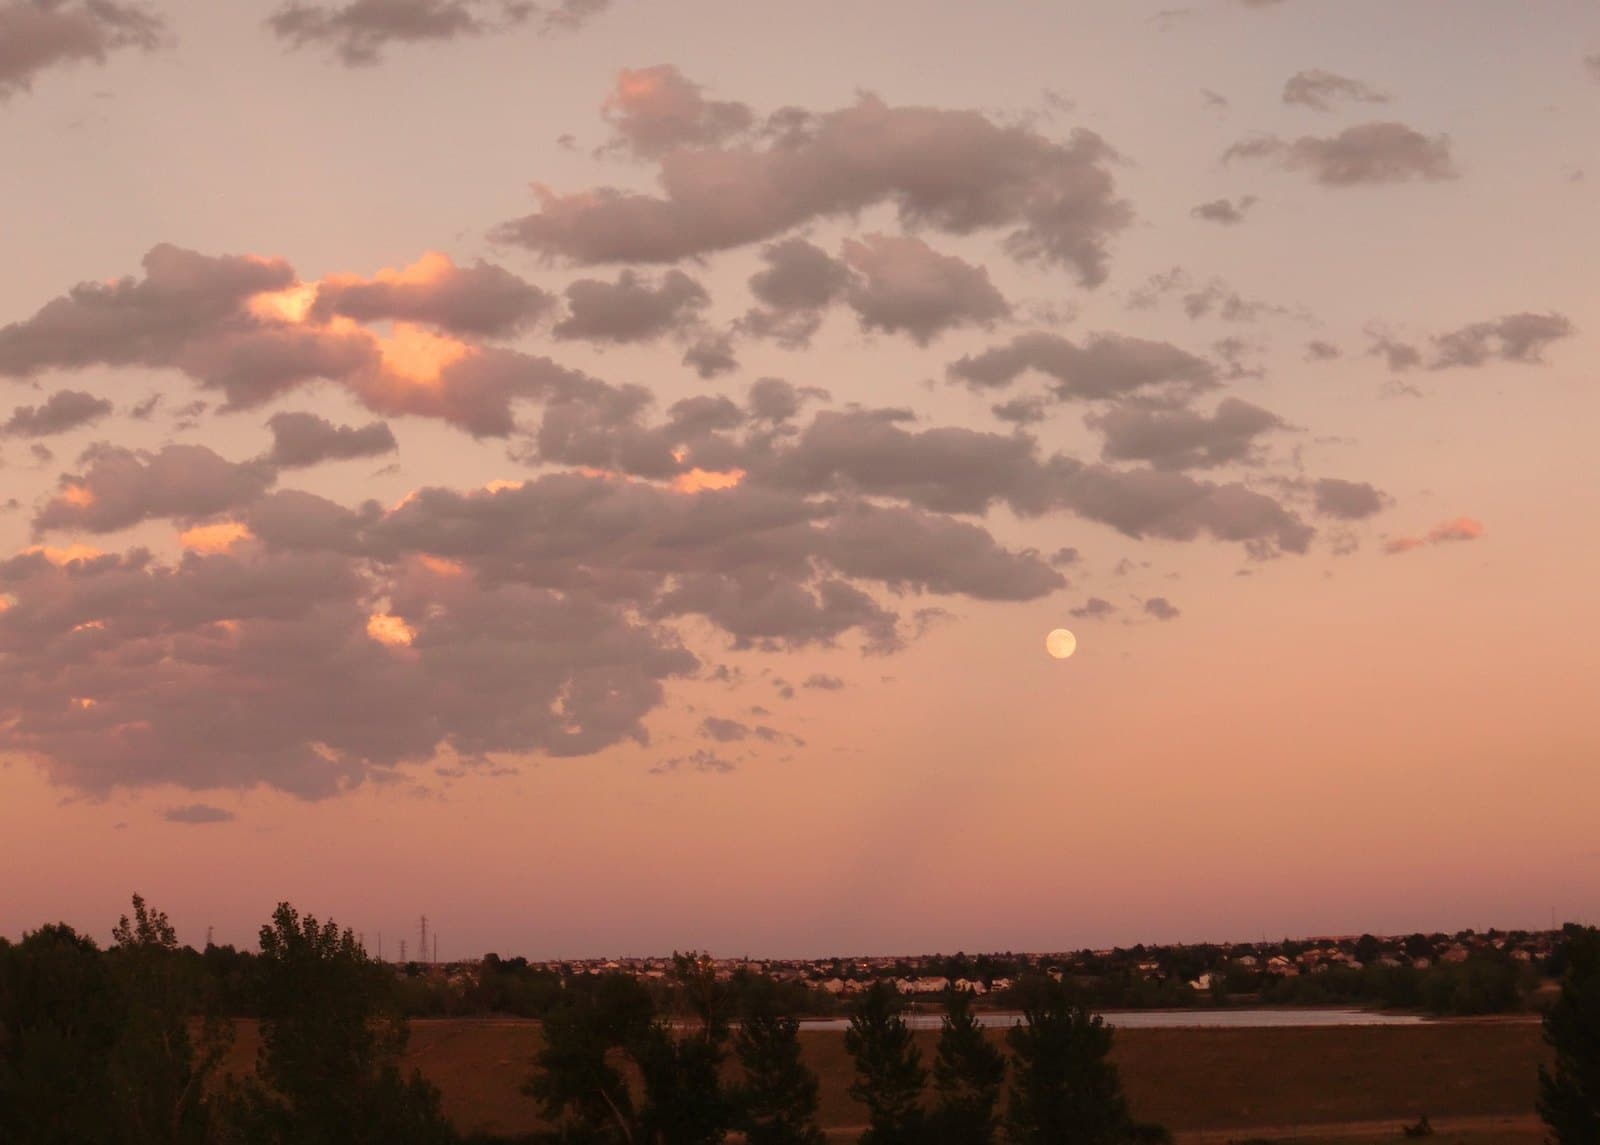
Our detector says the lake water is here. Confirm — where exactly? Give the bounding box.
[799,1007,1429,1031]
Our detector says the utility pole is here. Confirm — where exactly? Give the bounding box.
[400,939,407,963]
[420,915,430,965]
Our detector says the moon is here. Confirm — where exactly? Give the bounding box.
[1046,628,1077,660]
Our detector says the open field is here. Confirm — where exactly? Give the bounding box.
[222,1017,1550,1142]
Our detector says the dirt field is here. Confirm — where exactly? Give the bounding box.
[221,1016,1550,1142]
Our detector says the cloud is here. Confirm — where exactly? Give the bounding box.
[163,803,235,824]
[1368,333,1422,372]
[1430,312,1574,368]
[2,390,113,438]
[0,0,165,100]
[1587,54,1600,82]
[33,443,277,534]
[493,84,1133,285]
[602,64,754,157]
[682,333,738,379]
[1305,339,1341,361]
[265,411,398,469]
[1312,477,1388,520]
[1225,122,1457,185]
[699,716,750,742]
[1282,69,1389,112]
[1383,516,1484,554]
[839,234,1010,345]
[948,331,1217,401]
[0,245,601,435]
[802,673,843,690]
[554,269,710,343]
[265,0,533,65]
[1086,397,1286,470]
[312,252,554,339]
[1143,596,1180,621]
[738,238,852,349]
[1191,196,1257,225]
[652,748,735,775]
[1070,597,1116,619]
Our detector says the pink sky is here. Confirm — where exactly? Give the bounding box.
[1,0,1597,958]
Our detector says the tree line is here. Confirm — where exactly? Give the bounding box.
[2,897,1597,1143]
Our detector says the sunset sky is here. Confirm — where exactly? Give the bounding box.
[2,0,1597,960]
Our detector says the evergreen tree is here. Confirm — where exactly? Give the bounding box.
[930,991,1006,1145]
[730,983,825,1145]
[844,981,927,1145]
[1539,926,1600,1143]
[1003,976,1165,1145]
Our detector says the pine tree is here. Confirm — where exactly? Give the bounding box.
[1003,976,1166,1145]
[844,981,927,1145]
[730,990,825,1145]
[930,991,1006,1144]
[1539,926,1600,1143]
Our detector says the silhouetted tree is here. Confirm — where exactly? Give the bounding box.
[1003,976,1166,1145]
[1539,926,1600,1143]
[220,902,456,1145]
[730,981,824,1145]
[108,894,230,1145]
[0,924,122,1144]
[844,981,927,1145]
[930,991,1005,1144]
[525,973,654,1143]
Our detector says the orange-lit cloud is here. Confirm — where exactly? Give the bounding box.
[417,554,466,578]
[1384,516,1485,555]
[366,612,416,647]
[671,467,746,494]
[326,251,455,290]
[59,484,95,509]
[24,544,104,565]
[247,282,320,325]
[178,521,254,554]
[372,322,469,386]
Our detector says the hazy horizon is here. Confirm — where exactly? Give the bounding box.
[2,0,1597,961]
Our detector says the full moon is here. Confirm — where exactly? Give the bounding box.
[1046,628,1077,659]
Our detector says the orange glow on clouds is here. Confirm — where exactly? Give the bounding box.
[327,251,455,289]
[366,612,416,647]
[374,322,468,385]
[417,554,466,577]
[178,522,253,554]
[671,468,747,494]
[59,484,95,509]
[25,544,103,565]
[247,282,320,325]
[1385,516,1486,555]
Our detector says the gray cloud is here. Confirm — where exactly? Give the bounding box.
[1312,477,1388,520]
[33,443,276,535]
[163,804,235,824]
[1143,596,1181,621]
[1070,597,1115,619]
[1087,397,1286,470]
[265,0,534,65]
[682,333,738,379]
[1305,339,1341,361]
[699,716,750,742]
[1225,122,1457,185]
[802,673,844,690]
[841,234,1010,345]
[1431,312,1574,368]
[948,331,1216,401]
[0,0,164,100]
[494,86,1133,285]
[602,64,754,157]
[313,256,554,338]
[554,269,710,343]
[1282,69,1389,112]
[738,238,852,349]
[265,411,398,469]
[1191,196,1257,225]
[2,390,113,438]
[1587,54,1600,82]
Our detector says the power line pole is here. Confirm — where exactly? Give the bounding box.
[420,915,430,965]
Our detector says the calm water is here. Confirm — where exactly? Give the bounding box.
[799,1007,1429,1031]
